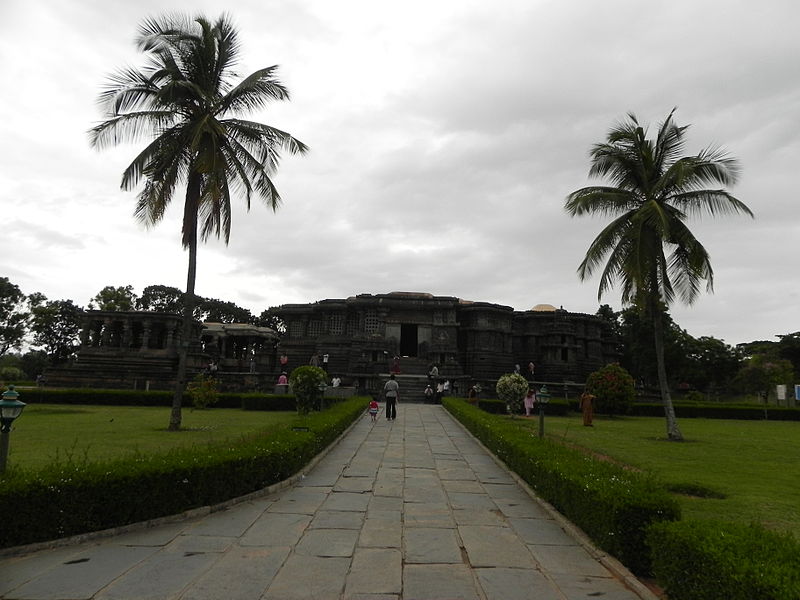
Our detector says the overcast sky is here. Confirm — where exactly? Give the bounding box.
[1,0,797,346]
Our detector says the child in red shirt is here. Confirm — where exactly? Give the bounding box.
[368,399,379,422]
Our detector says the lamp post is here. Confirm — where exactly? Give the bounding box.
[318,382,328,411]
[0,385,26,473]
[537,385,550,439]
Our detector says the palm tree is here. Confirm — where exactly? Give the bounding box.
[89,14,308,430]
[565,109,752,440]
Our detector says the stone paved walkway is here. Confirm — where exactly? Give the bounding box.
[0,404,655,600]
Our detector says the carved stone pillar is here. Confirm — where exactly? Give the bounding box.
[100,318,112,346]
[142,320,151,349]
[122,318,132,348]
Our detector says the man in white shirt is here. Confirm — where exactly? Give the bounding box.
[383,374,399,420]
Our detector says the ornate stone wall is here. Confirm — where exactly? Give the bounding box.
[46,311,278,391]
[272,292,619,385]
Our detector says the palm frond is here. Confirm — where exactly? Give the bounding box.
[88,111,175,150]
[565,187,637,217]
[220,66,290,114]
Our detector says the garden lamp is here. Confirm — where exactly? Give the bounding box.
[0,385,26,473]
[537,385,551,439]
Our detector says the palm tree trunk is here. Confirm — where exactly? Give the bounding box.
[169,174,201,431]
[651,302,683,441]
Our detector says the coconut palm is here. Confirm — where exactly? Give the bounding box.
[90,14,308,430]
[565,109,752,440]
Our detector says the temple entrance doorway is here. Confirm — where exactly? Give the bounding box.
[400,324,418,357]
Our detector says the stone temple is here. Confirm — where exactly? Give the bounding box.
[46,292,618,395]
[272,292,618,387]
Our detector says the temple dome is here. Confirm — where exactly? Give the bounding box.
[531,303,557,312]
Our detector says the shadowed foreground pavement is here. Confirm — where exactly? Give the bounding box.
[0,404,656,600]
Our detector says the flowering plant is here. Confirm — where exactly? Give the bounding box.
[585,363,635,415]
[496,373,529,415]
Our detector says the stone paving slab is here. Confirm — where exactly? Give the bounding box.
[178,546,289,600]
[459,525,535,568]
[402,564,481,600]
[2,545,155,600]
[508,517,577,545]
[403,528,462,564]
[474,567,562,600]
[239,512,312,547]
[310,510,366,530]
[0,405,655,600]
[0,546,91,596]
[345,548,402,598]
[527,543,614,577]
[295,528,359,557]
[266,487,329,514]
[262,555,350,600]
[183,501,267,538]
[358,518,402,549]
[94,544,225,600]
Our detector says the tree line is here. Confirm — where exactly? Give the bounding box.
[596,304,798,405]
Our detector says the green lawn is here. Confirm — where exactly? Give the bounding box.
[525,413,800,536]
[6,404,298,471]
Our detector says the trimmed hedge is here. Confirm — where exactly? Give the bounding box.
[0,397,367,549]
[647,520,800,600]
[443,398,679,574]
[240,394,296,411]
[20,388,301,411]
[478,397,570,416]
[631,402,800,421]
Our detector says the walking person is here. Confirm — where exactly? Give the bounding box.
[523,388,536,417]
[368,398,379,423]
[383,373,399,420]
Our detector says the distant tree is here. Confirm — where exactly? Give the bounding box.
[90,14,307,430]
[29,298,83,362]
[88,285,138,311]
[565,109,752,440]
[197,298,253,323]
[775,332,800,375]
[20,350,50,380]
[255,309,286,334]
[680,335,742,393]
[595,304,623,355]
[137,285,186,314]
[736,339,777,360]
[734,355,794,404]
[619,306,686,388]
[0,277,29,356]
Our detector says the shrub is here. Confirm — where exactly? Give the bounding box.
[443,397,679,574]
[186,375,218,409]
[495,373,529,415]
[0,366,25,381]
[289,366,327,415]
[682,390,705,403]
[586,363,635,415]
[647,520,800,599]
